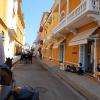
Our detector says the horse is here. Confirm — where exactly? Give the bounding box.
[20,52,33,64]
[5,58,13,69]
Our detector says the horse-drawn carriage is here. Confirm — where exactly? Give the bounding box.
[20,52,33,64]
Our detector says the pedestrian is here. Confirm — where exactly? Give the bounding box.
[97,59,100,72]
[38,47,42,60]
[77,63,84,75]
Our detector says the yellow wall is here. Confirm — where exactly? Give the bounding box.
[16,13,25,54]
[65,44,79,64]
[52,48,59,64]
[46,49,49,58]
[0,0,7,23]
[17,10,25,44]
[69,0,80,13]
[47,22,52,36]
[53,12,59,28]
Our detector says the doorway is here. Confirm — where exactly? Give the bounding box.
[79,40,95,73]
[87,40,94,73]
[59,44,65,63]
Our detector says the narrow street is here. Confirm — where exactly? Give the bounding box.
[13,58,86,100]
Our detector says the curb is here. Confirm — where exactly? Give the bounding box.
[39,59,99,100]
[11,56,21,70]
[12,56,21,65]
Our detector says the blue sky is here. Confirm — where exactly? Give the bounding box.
[22,0,54,46]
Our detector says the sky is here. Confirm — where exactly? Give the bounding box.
[22,0,54,47]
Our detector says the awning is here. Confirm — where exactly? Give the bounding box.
[53,38,65,48]
[8,29,17,40]
[69,27,98,46]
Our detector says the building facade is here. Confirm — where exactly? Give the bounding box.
[38,0,100,75]
[16,0,25,55]
[0,0,25,60]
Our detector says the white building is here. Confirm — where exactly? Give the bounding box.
[4,0,18,58]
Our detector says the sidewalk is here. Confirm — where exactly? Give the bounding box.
[38,58,100,100]
[12,55,21,64]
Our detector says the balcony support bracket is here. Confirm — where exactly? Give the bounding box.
[87,14,100,25]
[65,27,77,35]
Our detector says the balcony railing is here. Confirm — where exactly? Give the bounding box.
[67,0,100,24]
[52,0,100,35]
[52,17,66,34]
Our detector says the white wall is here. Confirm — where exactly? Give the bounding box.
[4,0,18,58]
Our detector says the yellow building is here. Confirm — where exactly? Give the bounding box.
[38,0,100,75]
[38,12,50,58]
[0,0,25,59]
[16,0,25,55]
[0,0,8,45]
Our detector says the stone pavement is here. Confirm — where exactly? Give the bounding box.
[13,58,86,100]
[37,57,100,100]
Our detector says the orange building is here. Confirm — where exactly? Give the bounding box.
[38,0,100,75]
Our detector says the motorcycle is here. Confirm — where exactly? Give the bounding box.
[0,64,39,100]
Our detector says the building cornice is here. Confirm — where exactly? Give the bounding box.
[17,2,25,28]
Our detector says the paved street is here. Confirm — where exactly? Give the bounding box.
[13,58,86,100]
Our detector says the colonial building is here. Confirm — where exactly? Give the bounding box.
[0,0,25,59]
[38,0,100,75]
[16,0,25,55]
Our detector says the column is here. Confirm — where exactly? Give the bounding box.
[58,0,61,23]
[93,39,97,75]
[67,0,69,15]
[52,12,54,32]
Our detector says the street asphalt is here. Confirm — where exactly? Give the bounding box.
[13,58,86,100]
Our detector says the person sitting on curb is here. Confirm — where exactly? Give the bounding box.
[77,63,84,75]
[97,59,100,72]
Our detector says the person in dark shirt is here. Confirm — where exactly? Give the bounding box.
[77,63,84,75]
[97,60,100,72]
